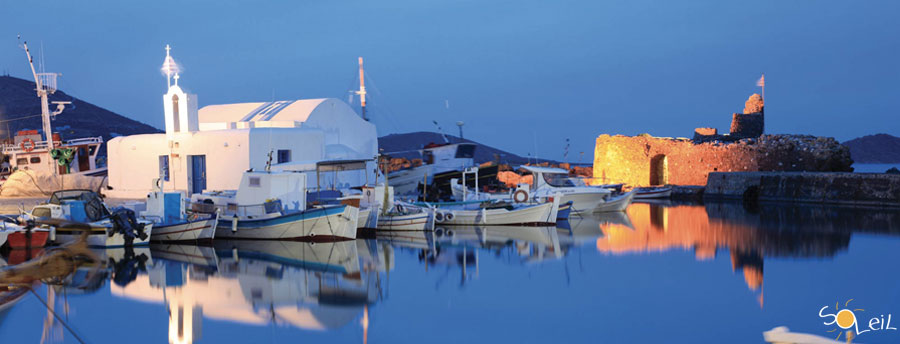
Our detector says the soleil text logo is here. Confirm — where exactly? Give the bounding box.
[819,299,897,340]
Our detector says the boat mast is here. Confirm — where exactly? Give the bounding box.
[21,39,58,175]
[355,57,368,121]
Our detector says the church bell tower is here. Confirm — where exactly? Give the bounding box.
[162,45,199,139]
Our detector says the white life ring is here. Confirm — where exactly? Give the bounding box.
[434,211,445,223]
[444,211,455,222]
[513,189,529,203]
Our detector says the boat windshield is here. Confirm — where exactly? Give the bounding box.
[455,144,476,159]
[567,177,589,187]
[542,173,578,187]
[49,190,101,204]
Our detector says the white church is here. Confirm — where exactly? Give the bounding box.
[106,46,378,199]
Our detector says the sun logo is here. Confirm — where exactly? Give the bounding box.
[820,299,864,340]
[820,299,897,340]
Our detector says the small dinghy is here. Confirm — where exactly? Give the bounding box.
[594,191,636,212]
[633,186,673,199]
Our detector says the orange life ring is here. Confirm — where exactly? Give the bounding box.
[513,189,528,203]
[20,138,35,152]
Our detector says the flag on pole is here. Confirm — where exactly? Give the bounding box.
[756,74,765,87]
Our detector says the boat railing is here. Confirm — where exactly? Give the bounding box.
[1,137,104,154]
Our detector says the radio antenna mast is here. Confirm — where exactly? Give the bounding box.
[20,36,65,176]
[432,120,449,144]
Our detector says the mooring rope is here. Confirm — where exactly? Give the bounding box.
[28,287,87,344]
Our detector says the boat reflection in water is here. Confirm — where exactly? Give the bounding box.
[4,200,900,343]
[111,240,383,344]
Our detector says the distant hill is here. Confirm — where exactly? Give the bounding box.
[0,75,160,145]
[378,131,560,165]
[843,134,900,164]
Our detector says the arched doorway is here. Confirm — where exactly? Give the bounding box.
[649,154,667,185]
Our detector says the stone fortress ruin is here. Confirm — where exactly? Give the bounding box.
[593,94,853,187]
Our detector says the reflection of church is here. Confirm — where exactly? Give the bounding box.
[111,241,389,344]
[594,203,856,307]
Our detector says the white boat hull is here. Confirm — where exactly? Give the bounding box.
[435,201,558,226]
[555,192,609,215]
[377,212,430,231]
[633,188,673,199]
[388,165,435,196]
[215,205,358,241]
[150,216,218,242]
[594,191,635,212]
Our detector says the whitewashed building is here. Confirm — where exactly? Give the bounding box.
[106,47,377,199]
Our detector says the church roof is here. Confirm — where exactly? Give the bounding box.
[198,98,335,123]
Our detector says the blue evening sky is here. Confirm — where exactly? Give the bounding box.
[1,0,898,161]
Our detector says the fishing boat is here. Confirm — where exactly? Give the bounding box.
[449,167,573,220]
[387,142,477,197]
[139,181,218,242]
[633,186,673,199]
[417,194,561,226]
[449,177,509,202]
[28,190,152,247]
[376,204,432,231]
[190,170,358,241]
[0,41,106,185]
[519,166,634,214]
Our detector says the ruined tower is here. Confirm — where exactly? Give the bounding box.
[729,93,764,139]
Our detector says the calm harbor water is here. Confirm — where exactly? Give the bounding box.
[2,201,900,343]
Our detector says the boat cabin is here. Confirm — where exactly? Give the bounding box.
[420,142,475,168]
[190,171,309,218]
[0,130,104,179]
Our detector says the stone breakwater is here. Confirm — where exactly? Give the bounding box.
[705,171,900,206]
[593,134,853,187]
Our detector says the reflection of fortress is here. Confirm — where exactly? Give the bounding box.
[594,202,896,306]
[111,241,388,344]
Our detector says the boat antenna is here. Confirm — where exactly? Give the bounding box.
[456,121,464,139]
[355,57,368,121]
[432,120,449,144]
[19,35,61,176]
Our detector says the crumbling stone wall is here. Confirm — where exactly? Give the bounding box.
[593,134,853,186]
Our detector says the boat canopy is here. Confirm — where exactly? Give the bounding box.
[49,189,103,205]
